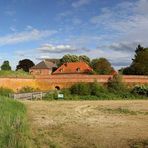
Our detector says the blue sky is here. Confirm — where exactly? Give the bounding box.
[0,0,148,69]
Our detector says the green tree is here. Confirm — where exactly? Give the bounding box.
[59,54,79,66]
[16,59,35,72]
[123,45,148,75]
[58,54,92,67]
[91,58,114,74]
[1,61,11,70]
[79,55,90,65]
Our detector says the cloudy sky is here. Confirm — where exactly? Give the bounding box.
[0,0,148,69]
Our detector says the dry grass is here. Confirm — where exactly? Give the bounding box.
[23,100,148,148]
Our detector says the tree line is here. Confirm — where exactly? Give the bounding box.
[120,45,148,75]
[0,45,148,75]
[0,56,114,75]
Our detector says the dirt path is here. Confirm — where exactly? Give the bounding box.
[23,100,148,148]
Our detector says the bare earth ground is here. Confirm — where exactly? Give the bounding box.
[23,100,148,148]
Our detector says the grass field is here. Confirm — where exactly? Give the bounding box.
[24,100,148,148]
[0,96,30,148]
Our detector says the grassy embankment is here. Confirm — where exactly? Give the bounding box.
[0,70,33,78]
[0,96,31,148]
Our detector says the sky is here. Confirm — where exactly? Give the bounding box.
[0,0,148,70]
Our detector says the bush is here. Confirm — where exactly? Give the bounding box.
[107,74,126,92]
[0,87,13,97]
[131,85,148,97]
[61,89,71,96]
[90,80,107,96]
[19,86,40,93]
[43,92,56,100]
[70,83,91,96]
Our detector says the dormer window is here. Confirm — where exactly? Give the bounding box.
[59,68,63,72]
[76,68,80,72]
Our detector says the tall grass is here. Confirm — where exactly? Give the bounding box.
[0,70,33,78]
[0,96,31,148]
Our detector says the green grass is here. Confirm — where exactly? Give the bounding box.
[0,96,31,148]
[0,70,33,78]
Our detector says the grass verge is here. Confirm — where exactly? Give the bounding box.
[0,70,33,78]
[0,96,31,148]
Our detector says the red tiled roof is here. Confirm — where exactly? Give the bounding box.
[53,62,93,74]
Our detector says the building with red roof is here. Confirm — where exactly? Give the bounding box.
[53,62,93,74]
[29,60,57,75]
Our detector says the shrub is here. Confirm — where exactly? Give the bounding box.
[107,74,126,92]
[90,80,107,96]
[61,89,71,96]
[19,86,40,93]
[131,85,148,97]
[0,87,13,97]
[43,92,56,100]
[70,83,91,96]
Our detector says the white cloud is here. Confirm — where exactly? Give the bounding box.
[99,42,140,53]
[90,0,148,57]
[0,29,57,46]
[91,0,148,35]
[37,43,89,53]
[72,0,91,8]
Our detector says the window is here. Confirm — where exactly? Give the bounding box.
[76,68,80,72]
[59,68,63,72]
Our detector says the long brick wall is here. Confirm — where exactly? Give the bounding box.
[0,75,148,92]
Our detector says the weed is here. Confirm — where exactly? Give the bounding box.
[0,96,31,147]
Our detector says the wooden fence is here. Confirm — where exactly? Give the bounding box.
[10,92,48,100]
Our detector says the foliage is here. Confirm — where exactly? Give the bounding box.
[43,91,59,100]
[16,59,35,72]
[0,70,32,78]
[123,45,148,75]
[1,61,11,71]
[43,77,147,101]
[79,55,90,65]
[70,83,91,96]
[0,96,30,147]
[107,74,126,92]
[90,80,107,96]
[91,58,114,74]
[0,87,13,97]
[131,85,148,97]
[43,92,56,100]
[19,86,40,93]
[58,54,91,66]
[59,54,79,66]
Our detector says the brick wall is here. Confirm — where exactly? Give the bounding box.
[0,75,148,92]
[30,69,52,75]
